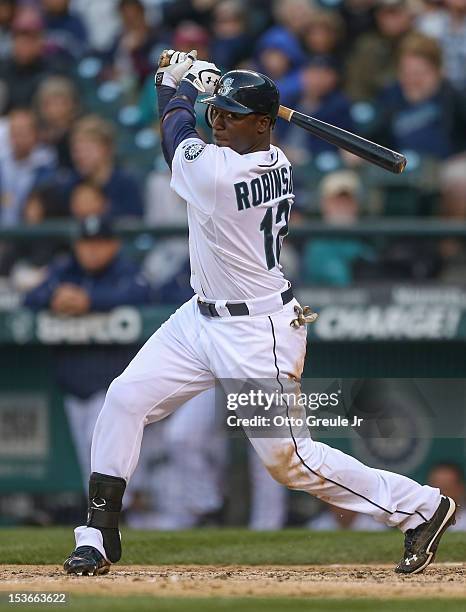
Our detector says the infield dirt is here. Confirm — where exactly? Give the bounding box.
[1,564,465,599]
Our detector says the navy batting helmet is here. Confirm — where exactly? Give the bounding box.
[200,69,280,127]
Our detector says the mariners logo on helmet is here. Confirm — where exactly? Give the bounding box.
[218,77,234,97]
[200,70,280,127]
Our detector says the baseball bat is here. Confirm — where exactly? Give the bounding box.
[278,106,406,174]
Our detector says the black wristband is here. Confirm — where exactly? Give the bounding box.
[157,84,177,118]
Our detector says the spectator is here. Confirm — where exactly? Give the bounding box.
[70,182,109,219]
[0,7,51,112]
[371,33,466,159]
[24,214,151,486]
[0,0,15,60]
[110,0,166,91]
[210,0,252,71]
[321,171,363,220]
[272,0,315,40]
[303,9,346,62]
[71,0,121,52]
[173,20,210,60]
[255,25,305,81]
[23,184,68,225]
[338,0,376,48]
[36,76,79,170]
[282,56,353,158]
[42,0,88,61]
[0,108,56,227]
[254,26,306,110]
[161,0,217,29]
[302,171,377,286]
[24,214,151,313]
[67,114,143,218]
[416,0,452,36]
[416,0,466,92]
[428,463,466,530]
[345,0,413,101]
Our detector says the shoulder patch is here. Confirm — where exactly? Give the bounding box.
[183,142,206,162]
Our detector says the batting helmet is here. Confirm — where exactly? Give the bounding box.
[200,69,280,127]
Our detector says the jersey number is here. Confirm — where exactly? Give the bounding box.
[260,200,291,270]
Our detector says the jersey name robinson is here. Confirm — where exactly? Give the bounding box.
[171,138,295,302]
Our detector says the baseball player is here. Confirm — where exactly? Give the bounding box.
[64,50,456,576]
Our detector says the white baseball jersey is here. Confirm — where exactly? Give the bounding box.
[170,137,294,301]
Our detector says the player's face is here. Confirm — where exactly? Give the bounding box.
[210,107,271,154]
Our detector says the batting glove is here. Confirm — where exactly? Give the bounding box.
[155,49,197,88]
[181,60,221,94]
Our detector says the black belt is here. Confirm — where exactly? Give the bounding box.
[197,286,294,318]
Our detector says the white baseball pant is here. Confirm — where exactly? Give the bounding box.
[74,294,441,555]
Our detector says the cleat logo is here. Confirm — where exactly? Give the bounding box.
[405,554,418,565]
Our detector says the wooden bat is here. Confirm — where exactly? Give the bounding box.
[278,106,406,174]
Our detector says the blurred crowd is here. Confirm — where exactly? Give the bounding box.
[0,0,466,529]
[0,0,464,293]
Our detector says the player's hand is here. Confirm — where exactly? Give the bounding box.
[181,60,221,94]
[155,49,197,89]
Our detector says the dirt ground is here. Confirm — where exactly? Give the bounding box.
[0,564,465,599]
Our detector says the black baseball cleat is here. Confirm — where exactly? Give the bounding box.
[63,546,110,576]
[395,496,457,575]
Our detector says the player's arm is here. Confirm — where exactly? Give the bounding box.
[160,81,199,167]
[155,50,198,165]
[160,60,221,168]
